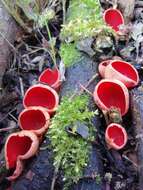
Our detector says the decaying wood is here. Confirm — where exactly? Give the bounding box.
[130,86,143,190]
[0,2,18,88]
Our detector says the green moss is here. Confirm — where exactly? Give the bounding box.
[61,0,113,41]
[60,43,81,67]
[48,95,95,188]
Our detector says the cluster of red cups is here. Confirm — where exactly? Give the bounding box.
[93,59,139,150]
[4,8,134,180]
[94,8,139,150]
[5,68,61,180]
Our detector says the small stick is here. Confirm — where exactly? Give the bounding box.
[70,73,98,99]
[122,154,138,169]
[0,31,18,54]
[0,107,17,122]
[9,113,18,122]
[79,83,93,97]
[0,125,17,133]
[19,77,24,98]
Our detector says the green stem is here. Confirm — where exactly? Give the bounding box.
[45,21,57,67]
[62,0,66,24]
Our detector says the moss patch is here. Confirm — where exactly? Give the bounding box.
[60,0,113,41]
[48,95,95,188]
[60,43,81,67]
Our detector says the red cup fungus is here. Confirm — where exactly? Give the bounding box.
[98,60,111,78]
[103,8,124,33]
[23,84,59,115]
[39,68,61,91]
[18,106,50,136]
[105,123,127,150]
[5,130,39,180]
[93,79,129,116]
[104,60,139,88]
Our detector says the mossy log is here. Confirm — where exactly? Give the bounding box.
[0,2,18,88]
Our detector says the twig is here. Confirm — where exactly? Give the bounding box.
[0,31,18,54]
[62,0,66,24]
[122,154,138,169]
[0,107,17,122]
[19,77,24,97]
[0,125,17,133]
[45,22,57,68]
[9,113,18,122]
[79,84,93,97]
[70,73,98,99]
[51,163,61,190]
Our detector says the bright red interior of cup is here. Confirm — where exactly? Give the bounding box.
[97,81,126,115]
[20,109,46,131]
[24,86,56,110]
[39,68,59,87]
[104,9,124,32]
[107,125,125,146]
[6,135,32,168]
[111,61,138,82]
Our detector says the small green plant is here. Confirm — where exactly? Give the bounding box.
[60,0,113,41]
[60,43,81,67]
[48,95,95,189]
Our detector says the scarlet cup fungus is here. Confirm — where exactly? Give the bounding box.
[23,84,59,115]
[39,68,61,91]
[103,8,124,33]
[93,79,129,116]
[98,60,111,78]
[19,107,50,136]
[105,123,127,150]
[104,60,139,88]
[5,130,39,180]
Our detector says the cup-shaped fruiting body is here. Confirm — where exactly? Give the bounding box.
[104,60,139,88]
[23,84,59,115]
[98,60,111,78]
[18,107,50,136]
[93,79,129,116]
[103,8,124,33]
[39,68,61,91]
[5,130,39,180]
[105,123,127,150]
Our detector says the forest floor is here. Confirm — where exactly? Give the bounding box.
[0,0,143,190]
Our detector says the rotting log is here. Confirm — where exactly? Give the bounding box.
[130,86,143,190]
[0,2,18,88]
[12,53,103,190]
[61,55,103,190]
